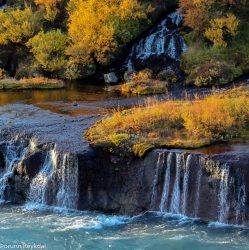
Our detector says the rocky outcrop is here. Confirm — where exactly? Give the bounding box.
[0,104,249,226]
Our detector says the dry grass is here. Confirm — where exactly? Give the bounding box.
[121,80,167,95]
[0,77,65,90]
[121,69,167,95]
[85,86,249,157]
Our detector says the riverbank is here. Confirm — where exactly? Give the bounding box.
[0,77,65,90]
[85,86,249,157]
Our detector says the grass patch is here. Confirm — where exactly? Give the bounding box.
[85,86,249,157]
[121,69,167,95]
[121,80,167,95]
[0,77,65,90]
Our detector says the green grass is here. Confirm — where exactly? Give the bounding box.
[85,86,249,157]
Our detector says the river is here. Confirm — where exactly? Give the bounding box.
[0,205,249,250]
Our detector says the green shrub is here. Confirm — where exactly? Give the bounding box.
[181,17,249,87]
[191,61,241,87]
[157,69,178,83]
[110,133,131,146]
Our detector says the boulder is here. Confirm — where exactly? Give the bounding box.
[104,72,119,84]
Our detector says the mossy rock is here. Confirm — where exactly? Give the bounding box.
[132,143,155,158]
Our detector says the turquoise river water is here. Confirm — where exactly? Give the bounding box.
[0,205,248,250]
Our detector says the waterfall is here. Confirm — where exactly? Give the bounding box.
[126,12,187,70]
[194,163,203,217]
[0,4,6,11]
[28,148,79,209]
[150,152,164,210]
[170,153,184,214]
[152,150,248,226]
[27,149,56,205]
[218,164,230,224]
[235,182,246,225]
[0,140,28,201]
[0,137,79,209]
[159,152,173,212]
[56,153,79,209]
[182,155,191,215]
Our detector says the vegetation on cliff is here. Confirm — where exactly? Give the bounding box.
[179,0,249,87]
[85,86,249,157]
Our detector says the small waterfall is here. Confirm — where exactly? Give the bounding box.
[27,149,56,205]
[170,153,184,214]
[0,137,80,210]
[0,140,28,201]
[218,164,230,224]
[126,12,187,70]
[153,150,248,226]
[194,164,203,217]
[159,152,173,212]
[235,183,246,225]
[0,3,6,11]
[182,155,191,215]
[150,152,164,210]
[56,153,79,209]
[28,148,79,209]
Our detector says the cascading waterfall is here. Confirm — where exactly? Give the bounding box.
[27,149,57,205]
[170,153,184,214]
[150,152,164,210]
[235,182,246,225]
[28,148,79,209]
[126,12,187,70]
[194,163,203,217]
[56,153,79,209]
[159,152,173,212]
[0,138,79,210]
[151,150,247,225]
[182,155,192,215]
[218,164,230,224]
[0,140,28,201]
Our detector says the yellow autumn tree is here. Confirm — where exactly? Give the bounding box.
[179,0,214,32]
[179,0,244,33]
[0,6,42,45]
[67,0,149,65]
[35,0,61,22]
[27,29,68,72]
[205,14,239,47]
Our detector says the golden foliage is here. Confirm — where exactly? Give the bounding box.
[0,6,42,45]
[67,0,149,65]
[85,87,249,157]
[35,0,61,21]
[27,30,68,72]
[179,0,214,32]
[205,14,239,47]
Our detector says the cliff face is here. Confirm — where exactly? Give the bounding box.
[0,104,248,226]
